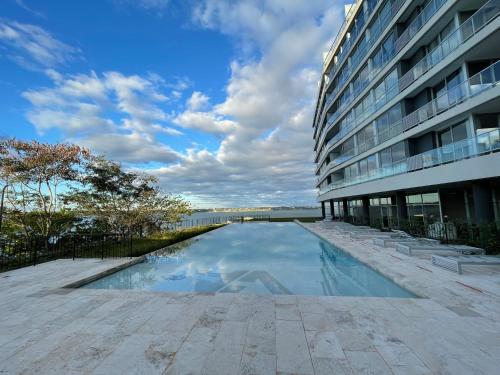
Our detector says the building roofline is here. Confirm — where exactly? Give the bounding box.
[323,1,363,73]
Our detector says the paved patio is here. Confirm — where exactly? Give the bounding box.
[0,223,499,374]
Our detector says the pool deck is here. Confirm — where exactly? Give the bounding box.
[0,223,499,374]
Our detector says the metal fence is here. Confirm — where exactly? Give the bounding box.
[166,214,271,230]
[0,214,272,272]
[0,233,134,272]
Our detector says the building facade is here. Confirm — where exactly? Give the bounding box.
[313,0,500,229]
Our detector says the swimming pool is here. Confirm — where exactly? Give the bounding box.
[82,222,416,297]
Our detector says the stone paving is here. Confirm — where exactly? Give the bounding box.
[0,223,499,374]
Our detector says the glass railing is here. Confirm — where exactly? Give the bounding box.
[319,128,500,194]
[323,0,405,108]
[317,59,500,185]
[329,0,405,82]
[399,0,500,92]
[317,0,497,156]
[394,0,447,53]
[317,49,500,167]
[317,148,357,181]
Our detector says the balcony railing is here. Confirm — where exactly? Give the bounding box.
[319,128,500,195]
[317,0,406,134]
[399,0,500,92]
[326,0,405,93]
[317,59,500,188]
[316,20,500,169]
[394,0,447,53]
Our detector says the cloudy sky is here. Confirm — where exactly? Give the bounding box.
[0,0,345,208]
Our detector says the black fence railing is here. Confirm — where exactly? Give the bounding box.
[0,233,135,272]
[167,214,271,229]
[0,215,274,272]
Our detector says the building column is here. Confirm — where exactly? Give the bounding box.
[321,201,326,220]
[329,200,335,220]
[342,198,349,220]
[395,191,408,226]
[472,182,494,223]
[362,196,370,225]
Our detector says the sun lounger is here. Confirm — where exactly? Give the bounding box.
[373,238,418,248]
[349,231,396,240]
[396,243,484,256]
[431,255,500,274]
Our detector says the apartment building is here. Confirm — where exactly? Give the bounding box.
[313,0,500,229]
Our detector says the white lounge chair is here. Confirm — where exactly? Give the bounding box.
[432,255,500,274]
[396,243,484,256]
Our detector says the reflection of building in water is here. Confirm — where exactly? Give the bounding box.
[319,242,400,297]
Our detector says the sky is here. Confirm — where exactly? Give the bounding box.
[0,0,345,208]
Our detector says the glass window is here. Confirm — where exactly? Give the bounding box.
[375,81,385,104]
[388,104,402,125]
[391,141,406,162]
[367,154,377,172]
[359,159,368,175]
[406,194,422,204]
[452,122,468,142]
[385,69,398,89]
[439,128,452,146]
[440,20,456,41]
[422,193,439,204]
[380,148,392,167]
[376,112,389,137]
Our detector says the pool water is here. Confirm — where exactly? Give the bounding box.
[82,223,416,297]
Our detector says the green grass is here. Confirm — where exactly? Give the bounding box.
[127,225,224,257]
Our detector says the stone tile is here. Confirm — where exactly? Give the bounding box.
[276,319,314,374]
[305,330,345,360]
[92,334,174,375]
[335,327,376,352]
[276,303,301,321]
[311,357,354,375]
[164,340,213,375]
[240,352,276,375]
[301,312,336,331]
[376,342,427,367]
[245,309,276,355]
[344,350,393,375]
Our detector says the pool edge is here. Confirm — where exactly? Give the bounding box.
[294,220,423,299]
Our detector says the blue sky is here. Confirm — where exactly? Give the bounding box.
[0,0,344,208]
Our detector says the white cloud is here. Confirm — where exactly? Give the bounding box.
[22,70,183,164]
[187,91,210,111]
[0,19,80,70]
[150,0,343,207]
[16,1,343,207]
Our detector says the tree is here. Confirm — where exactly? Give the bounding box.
[67,157,191,235]
[0,139,91,237]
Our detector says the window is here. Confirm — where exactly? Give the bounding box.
[380,148,392,167]
[406,192,441,225]
[388,104,402,125]
[385,69,398,99]
[440,20,456,41]
[391,141,406,162]
[438,120,469,146]
[367,154,377,173]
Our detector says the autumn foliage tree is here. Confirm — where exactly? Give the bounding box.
[67,157,191,235]
[0,139,191,238]
[0,139,91,237]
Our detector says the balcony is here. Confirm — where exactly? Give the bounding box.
[317,59,500,188]
[319,128,500,195]
[318,19,500,169]
[316,0,406,138]
[326,0,405,94]
[316,0,456,151]
[399,0,500,92]
[394,0,447,53]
